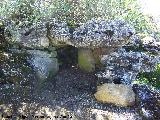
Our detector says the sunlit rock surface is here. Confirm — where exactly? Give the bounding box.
[94,83,135,107]
[141,36,160,53]
[72,19,134,48]
[142,36,156,45]
[48,18,71,46]
[101,48,160,85]
[125,34,160,53]
[0,103,78,120]
[4,20,49,48]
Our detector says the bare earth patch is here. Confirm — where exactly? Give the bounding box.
[0,66,159,120]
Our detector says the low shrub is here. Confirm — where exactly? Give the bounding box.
[135,64,160,89]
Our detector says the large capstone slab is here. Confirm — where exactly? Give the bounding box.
[48,18,71,45]
[4,20,49,48]
[71,19,135,72]
[27,49,59,83]
[94,83,135,107]
[20,21,49,48]
[72,19,135,48]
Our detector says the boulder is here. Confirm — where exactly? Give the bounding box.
[27,49,59,83]
[142,36,156,45]
[4,20,49,49]
[19,21,49,48]
[94,83,135,107]
[101,48,160,85]
[71,19,134,72]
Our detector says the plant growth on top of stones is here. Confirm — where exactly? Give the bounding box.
[0,0,160,39]
[0,0,160,89]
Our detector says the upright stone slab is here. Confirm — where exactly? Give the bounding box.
[27,49,59,85]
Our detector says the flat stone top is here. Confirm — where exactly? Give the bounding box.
[70,19,135,48]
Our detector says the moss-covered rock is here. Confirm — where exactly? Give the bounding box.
[78,48,95,72]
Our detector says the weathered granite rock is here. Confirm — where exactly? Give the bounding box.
[0,44,59,99]
[27,49,59,83]
[71,19,134,72]
[142,36,156,45]
[4,19,49,49]
[94,83,135,107]
[72,19,134,48]
[100,48,160,85]
[19,20,49,48]
[47,18,71,47]
[124,34,160,53]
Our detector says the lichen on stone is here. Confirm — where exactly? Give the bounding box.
[48,18,71,46]
[100,48,160,85]
[72,18,135,48]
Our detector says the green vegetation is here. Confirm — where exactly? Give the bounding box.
[135,64,160,89]
[0,0,160,37]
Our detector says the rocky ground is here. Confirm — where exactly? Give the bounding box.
[0,66,160,120]
[0,6,160,119]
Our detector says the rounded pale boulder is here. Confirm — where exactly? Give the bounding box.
[94,83,135,107]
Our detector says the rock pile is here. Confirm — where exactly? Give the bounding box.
[101,48,160,85]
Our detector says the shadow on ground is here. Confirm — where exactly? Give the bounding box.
[0,66,160,120]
